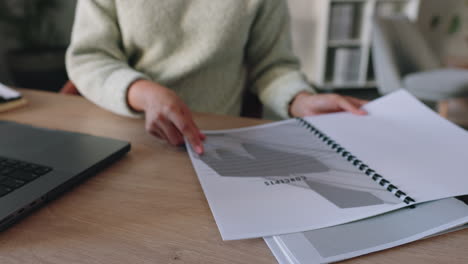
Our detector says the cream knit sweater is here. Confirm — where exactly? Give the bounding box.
[66,0,315,118]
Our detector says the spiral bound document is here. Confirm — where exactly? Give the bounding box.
[296,117,415,205]
[187,90,468,240]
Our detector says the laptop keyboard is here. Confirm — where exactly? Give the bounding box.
[0,157,52,197]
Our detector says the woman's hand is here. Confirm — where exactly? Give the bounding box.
[289,92,368,117]
[128,80,205,154]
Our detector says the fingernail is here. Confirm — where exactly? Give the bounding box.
[196,146,204,154]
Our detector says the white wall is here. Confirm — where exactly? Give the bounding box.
[263,0,317,120]
[287,0,318,80]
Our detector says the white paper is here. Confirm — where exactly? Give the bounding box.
[0,83,21,100]
[187,120,406,240]
[305,90,468,204]
[187,90,468,240]
[270,198,468,264]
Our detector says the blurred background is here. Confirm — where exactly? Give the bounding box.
[0,0,468,123]
[0,0,76,91]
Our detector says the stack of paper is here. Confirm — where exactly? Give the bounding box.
[186,90,468,263]
[265,198,468,263]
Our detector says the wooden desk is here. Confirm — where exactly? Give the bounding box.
[0,89,467,264]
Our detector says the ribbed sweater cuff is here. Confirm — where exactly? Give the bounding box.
[103,68,149,118]
[259,72,316,118]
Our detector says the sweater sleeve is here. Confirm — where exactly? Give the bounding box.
[66,0,148,118]
[245,0,315,118]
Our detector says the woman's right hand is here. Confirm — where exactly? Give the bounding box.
[128,80,205,154]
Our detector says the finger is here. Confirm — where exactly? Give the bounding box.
[345,96,368,106]
[148,125,168,142]
[146,114,169,141]
[337,97,367,115]
[158,116,184,146]
[344,98,368,115]
[186,114,206,141]
[168,110,204,154]
[344,97,369,112]
[199,132,207,141]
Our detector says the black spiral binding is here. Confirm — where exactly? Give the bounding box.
[296,118,415,205]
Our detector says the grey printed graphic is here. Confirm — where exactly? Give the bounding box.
[199,142,329,177]
[194,121,399,208]
[305,180,384,208]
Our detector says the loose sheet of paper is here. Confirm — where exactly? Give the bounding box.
[0,83,21,100]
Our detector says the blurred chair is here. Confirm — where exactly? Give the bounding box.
[241,90,263,118]
[59,80,80,96]
[372,15,468,116]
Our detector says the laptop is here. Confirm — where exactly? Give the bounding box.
[0,120,130,230]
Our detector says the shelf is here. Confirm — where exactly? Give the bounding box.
[320,80,377,90]
[328,39,362,47]
[331,0,367,3]
[328,2,364,44]
[375,0,410,2]
[299,0,419,90]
